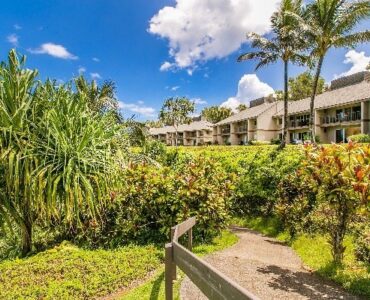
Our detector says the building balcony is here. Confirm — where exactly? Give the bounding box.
[321,111,361,125]
[221,128,231,135]
[289,120,309,128]
[236,126,248,133]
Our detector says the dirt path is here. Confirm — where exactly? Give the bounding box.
[180,227,361,300]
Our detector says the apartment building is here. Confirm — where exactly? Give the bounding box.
[273,71,370,143]
[149,72,370,145]
[149,120,213,146]
[213,96,281,145]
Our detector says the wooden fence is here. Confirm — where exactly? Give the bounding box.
[165,217,260,300]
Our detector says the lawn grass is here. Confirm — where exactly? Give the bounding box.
[232,216,370,297]
[121,230,238,300]
[0,241,162,300]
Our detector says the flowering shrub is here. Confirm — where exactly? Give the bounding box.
[76,155,235,246]
[278,142,370,263]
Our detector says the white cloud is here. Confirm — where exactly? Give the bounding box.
[119,101,156,117]
[92,57,100,62]
[221,74,274,110]
[193,98,207,105]
[78,67,86,74]
[7,34,18,46]
[335,50,370,78]
[149,0,280,72]
[14,24,22,30]
[160,61,175,71]
[171,86,180,91]
[28,43,78,60]
[90,72,102,80]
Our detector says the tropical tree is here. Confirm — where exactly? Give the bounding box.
[299,0,370,141]
[201,106,233,123]
[0,50,39,255]
[237,104,248,112]
[275,71,326,101]
[159,97,195,147]
[0,50,124,255]
[238,0,307,149]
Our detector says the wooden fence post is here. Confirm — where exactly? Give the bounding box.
[165,243,174,300]
[188,228,192,251]
[170,227,177,280]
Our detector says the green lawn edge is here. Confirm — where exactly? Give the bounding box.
[121,230,239,300]
[232,216,370,297]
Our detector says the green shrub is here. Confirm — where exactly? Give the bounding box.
[348,133,370,143]
[354,223,370,263]
[280,143,370,264]
[75,155,235,246]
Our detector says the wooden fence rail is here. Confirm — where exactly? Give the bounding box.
[165,217,260,300]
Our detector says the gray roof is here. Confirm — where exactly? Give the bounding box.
[215,102,277,126]
[274,80,370,117]
[149,120,213,135]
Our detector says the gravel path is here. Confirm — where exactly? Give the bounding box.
[180,227,361,300]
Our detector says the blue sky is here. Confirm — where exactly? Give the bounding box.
[1,0,369,120]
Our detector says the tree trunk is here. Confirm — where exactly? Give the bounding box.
[331,197,349,264]
[21,214,32,256]
[310,56,324,143]
[279,60,288,150]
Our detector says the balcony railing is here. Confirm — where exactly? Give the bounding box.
[237,125,248,133]
[289,119,309,128]
[221,127,231,135]
[322,111,361,124]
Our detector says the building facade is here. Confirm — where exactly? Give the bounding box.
[149,72,370,145]
[149,120,213,146]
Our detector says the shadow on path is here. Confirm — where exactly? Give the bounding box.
[257,265,360,300]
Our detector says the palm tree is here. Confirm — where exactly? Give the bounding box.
[301,0,370,141]
[238,0,306,149]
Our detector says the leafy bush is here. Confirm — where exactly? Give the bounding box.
[271,137,281,145]
[75,155,235,246]
[279,143,370,264]
[348,133,370,143]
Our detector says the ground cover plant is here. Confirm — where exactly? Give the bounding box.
[0,242,162,299]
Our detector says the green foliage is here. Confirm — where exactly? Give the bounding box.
[293,235,369,297]
[201,106,232,124]
[140,138,167,161]
[278,143,370,264]
[0,50,127,255]
[0,242,162,299]
[348,133,370,143]
[275,71,326,101]
[75,155,235,247]
[236,104,247,112]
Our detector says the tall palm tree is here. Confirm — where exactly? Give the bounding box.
[302,0,370,141]
[238,0,306,149]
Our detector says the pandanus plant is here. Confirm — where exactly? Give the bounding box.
[0,50,123,255]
